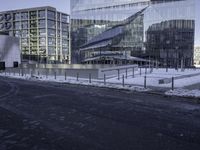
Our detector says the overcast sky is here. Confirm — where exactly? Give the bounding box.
[0,0,70,13]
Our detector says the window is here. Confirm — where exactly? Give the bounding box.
[39,10,45,18]
[48,37,56,46]
[62,23,68,31]
[21,12,28,20]
[13,22,21,29]
[48,20,56,28]
[47,11,55,20]
[61,14,69,23]
[39,37,46,46]
[14,13,21,21]
[21,21,28,29]
[39,19,46,28]
[48,29,56,36]
[39,29,46,36]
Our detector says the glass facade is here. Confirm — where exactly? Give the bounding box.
[71,0,199,67]
[0,6,70,64]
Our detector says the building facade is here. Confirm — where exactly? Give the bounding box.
[71,0,199,67]
[146,20,195,68]
[0,6,70,64]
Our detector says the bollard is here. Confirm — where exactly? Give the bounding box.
[140,67,142,76]
[65,71,67,80]
[122,75,125,87]
[19,69,20,76]
[89,73,92,83]
[144,76,147,89]
[172,77,174,91]
[118,69,120,80]
[77,73,79,81]
[9,70,10,75]
[38,71,40,76]
[14,70,15,76]
[21,69,24,77]
[54,72,56,80]
[125,69,128,79]
[132,67,135,78]
[5,70,6,76]
[104,74,106,85]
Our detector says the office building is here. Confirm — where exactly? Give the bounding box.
[71,0,199,67]
[0,6,70,64]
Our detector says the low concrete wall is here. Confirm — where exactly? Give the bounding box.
[9,64,138,79]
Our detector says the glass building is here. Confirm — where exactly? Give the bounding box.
[71,0,200,67]
[0,6,70,64]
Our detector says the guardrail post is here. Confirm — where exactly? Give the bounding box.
[65,71,67,80]
[54,71,56,80]
[172,77,174,91]
[132,67,135,78]
[89,73,92,83]
[118,69,120,80]
[122,75,125,87]
[77,73,79,81]
[125,69,128,79]
[104,74,106,85]
[144,76,147,89]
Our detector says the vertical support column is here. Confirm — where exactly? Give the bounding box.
[172,77,174,91]
[89,73,91,83]
[122,75,125,87]
[125,68,128,79]
[77,73,79,81]
[132,67,135,78]
[104,74,106,85]
[144,76,147,89]
[118,69,120,80]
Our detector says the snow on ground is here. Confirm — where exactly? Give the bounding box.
[166,89,200,98]
[1,68,200,98]
[107,68,200,88]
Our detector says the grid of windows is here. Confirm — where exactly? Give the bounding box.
[0,7,70,63]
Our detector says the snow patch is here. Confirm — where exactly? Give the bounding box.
[166,89,200,98]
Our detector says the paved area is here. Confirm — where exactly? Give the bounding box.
[0,77,200,150]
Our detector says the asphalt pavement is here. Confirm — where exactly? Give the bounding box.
[0,76,200,150]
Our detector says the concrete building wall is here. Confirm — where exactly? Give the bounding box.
[0,35,20,67]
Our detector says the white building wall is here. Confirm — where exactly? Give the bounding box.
[0,35,21,67]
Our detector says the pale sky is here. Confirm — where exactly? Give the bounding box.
[0,0,70,14]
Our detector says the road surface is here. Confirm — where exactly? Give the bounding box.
[0,77,200,150]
